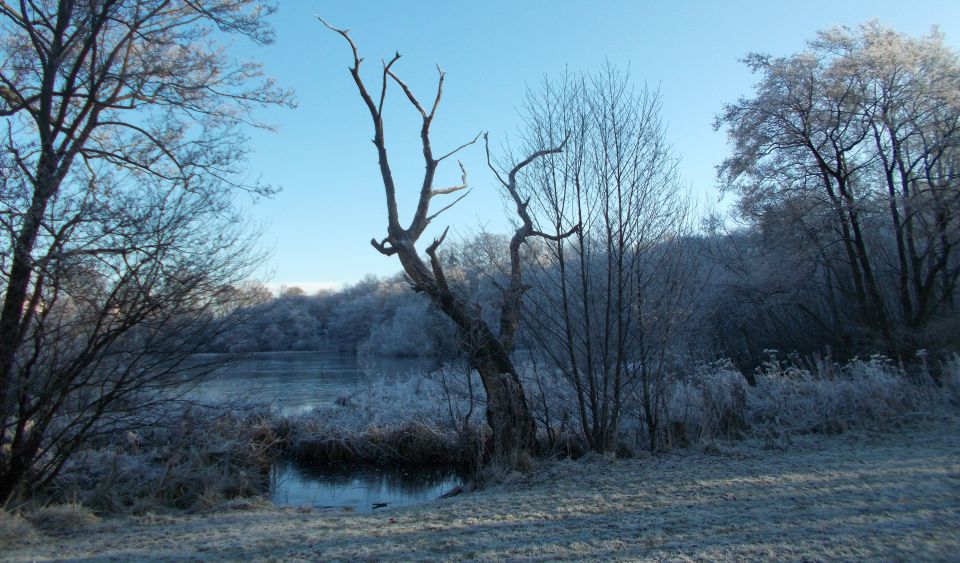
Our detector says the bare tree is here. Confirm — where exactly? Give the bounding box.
[320,20,574,465]
[0,1,290,504]
[515,66,692,452]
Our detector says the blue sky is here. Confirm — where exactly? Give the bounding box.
[234,1,960,291]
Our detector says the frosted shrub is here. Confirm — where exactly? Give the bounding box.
[748,355,921,434]
[644,353,955,448]
[25,502,100,533]
[665,360,749,445]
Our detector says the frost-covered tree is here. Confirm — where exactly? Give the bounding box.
[716,23,960,352]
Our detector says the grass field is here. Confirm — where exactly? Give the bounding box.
[3,415,958,561]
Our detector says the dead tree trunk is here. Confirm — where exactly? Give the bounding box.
[320,19,573,465]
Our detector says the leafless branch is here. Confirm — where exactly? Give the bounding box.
[426,189,472,224]
[429,64,446,119]
[378,53,401,115]
[370,237,399,256]
[316,16,361,69]
[431,161,469,197]
[386,67,428,119]
[532,225,581,241]
[507,131,570,187]
[426,226,451,288]
[437,132,481,163]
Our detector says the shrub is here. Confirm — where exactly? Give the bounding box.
[532,353,958,452]
[747,355,924,434]
[666,360,750,444]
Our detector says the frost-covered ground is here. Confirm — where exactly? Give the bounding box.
[5,415,959,562]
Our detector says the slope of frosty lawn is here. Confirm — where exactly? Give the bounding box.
[4,415,959,561]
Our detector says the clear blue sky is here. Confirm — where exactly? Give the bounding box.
[233,1,960,291]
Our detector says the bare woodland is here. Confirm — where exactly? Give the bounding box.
[0,6,958,559]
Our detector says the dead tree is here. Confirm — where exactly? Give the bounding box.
[320,19,574,465]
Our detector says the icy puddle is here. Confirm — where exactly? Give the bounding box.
[270,461,465,513]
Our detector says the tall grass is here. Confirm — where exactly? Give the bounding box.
[45,403,280,513]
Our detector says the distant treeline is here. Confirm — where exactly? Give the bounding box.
[203,276,458,357]
[207,222,960,369]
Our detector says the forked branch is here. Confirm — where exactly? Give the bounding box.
[426,226,451,288]
[322,17,477,265]
[484,131,578,351]
[484,131,576,239]
[318,16,403,236]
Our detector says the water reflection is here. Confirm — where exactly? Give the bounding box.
[271,461,464,513]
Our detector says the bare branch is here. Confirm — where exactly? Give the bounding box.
[426,189,471,224]
[437,132,481,163]
[426,225,450,256]
[386,67,427,119]
[321,15,402,234]
[431,160,469,197]
[484,130,571,233]
[483,132,509,188]
[425,226,451,289]
[316,16,361,70]
[532,224,581,241]
[0,85,26,115]
[430,184,468,197]
[507,131,570,186]
[378,53,401,115]
[486,129,575,353]
[429,64,446,119]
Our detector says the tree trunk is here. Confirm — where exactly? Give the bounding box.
[412,259,537,461]
[0,155,60,424]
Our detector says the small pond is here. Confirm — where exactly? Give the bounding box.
[189,351,460,512]
[270,461,466,513]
